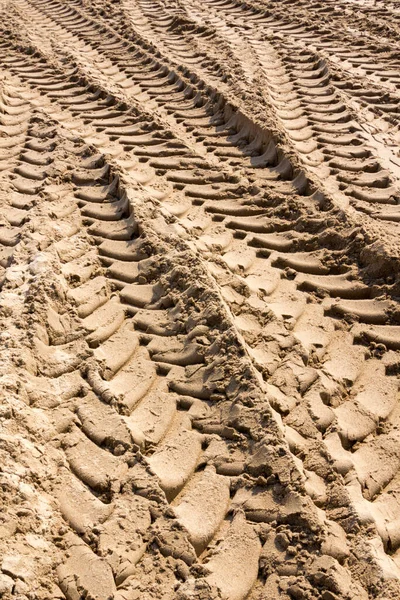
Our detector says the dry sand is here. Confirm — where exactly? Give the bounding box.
[0,0,399,598]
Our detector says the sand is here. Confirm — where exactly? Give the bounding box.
[0,0,399,598]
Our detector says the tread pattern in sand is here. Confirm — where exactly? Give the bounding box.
[0,1,400,599]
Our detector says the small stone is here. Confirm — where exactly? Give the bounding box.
[277,562,298,576]
[2,554,35,581]
[275,532,290,550]
[278,578,290,592]
[113,444,126,456]
[14,579,29,594]
[0,574,14,594]
[0,519,17,539]
[321,592,339,600]
[288,584,306,599]
[175,559,190,581]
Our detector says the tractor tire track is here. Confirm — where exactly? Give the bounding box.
[0,2,400,599]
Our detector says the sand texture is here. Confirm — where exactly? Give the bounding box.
[0,0,399,598]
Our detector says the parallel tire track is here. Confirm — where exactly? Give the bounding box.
[0,2,400,599]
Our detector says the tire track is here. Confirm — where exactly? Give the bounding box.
[0,74,40,281]
[0,88,262,598]
[0,84,369,600]
[0,87,73,600]
[182,0,400,226]
[0,2,400,599]
[188,0,400,120]
[198,0,400,84]
[12,0,307,176]
[0,0,400,564]
[251,37,400,223]
[21,0,400,225]
[265,0,400,48]
[121,0,250,93]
